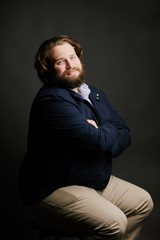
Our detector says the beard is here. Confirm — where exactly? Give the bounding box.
[50,65,85,89]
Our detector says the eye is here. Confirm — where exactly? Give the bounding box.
[56,59,64,65]
[70,55,76,60]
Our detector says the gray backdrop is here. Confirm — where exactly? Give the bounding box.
[1,0,159,239]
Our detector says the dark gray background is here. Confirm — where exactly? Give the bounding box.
[1,0,159,239]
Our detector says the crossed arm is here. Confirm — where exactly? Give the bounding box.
[36,93,130,157]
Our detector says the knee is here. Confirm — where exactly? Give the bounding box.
[136,189,154,218]
[95,213,127,240]
[143,191,154,216]
[111,215,127,239]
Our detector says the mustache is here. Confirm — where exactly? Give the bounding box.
[63,67,81,76]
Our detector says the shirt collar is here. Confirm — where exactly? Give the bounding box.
[78,83,91,100]
[70,83,92,105]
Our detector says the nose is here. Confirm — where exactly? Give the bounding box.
[66,60,73,69]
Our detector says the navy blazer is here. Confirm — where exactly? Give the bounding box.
[18,83,131,205]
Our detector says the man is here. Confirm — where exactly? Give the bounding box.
[18,35,153,240]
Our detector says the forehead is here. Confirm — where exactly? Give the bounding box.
[49,43,76,61]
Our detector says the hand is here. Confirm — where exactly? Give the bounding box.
[87,119,98,128]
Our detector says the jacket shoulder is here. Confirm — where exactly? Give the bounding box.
[33,85,72,103]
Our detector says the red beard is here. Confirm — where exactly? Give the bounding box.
[51,65,85,89]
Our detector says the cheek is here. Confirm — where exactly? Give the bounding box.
[55,66,64,75]
[76,60,82,68]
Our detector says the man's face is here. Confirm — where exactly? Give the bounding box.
[49,43,85,89]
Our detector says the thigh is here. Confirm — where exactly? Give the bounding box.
[100,175,152,216]
[29,185,126,236]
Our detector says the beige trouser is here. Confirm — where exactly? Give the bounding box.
[28,176,153,240]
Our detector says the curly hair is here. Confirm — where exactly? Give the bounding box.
[34,35,83,83]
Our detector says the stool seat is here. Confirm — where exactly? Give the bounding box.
[30,221,79,240]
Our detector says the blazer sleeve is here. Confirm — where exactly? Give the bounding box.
[35,95,118,153]
[100,91,131,157]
